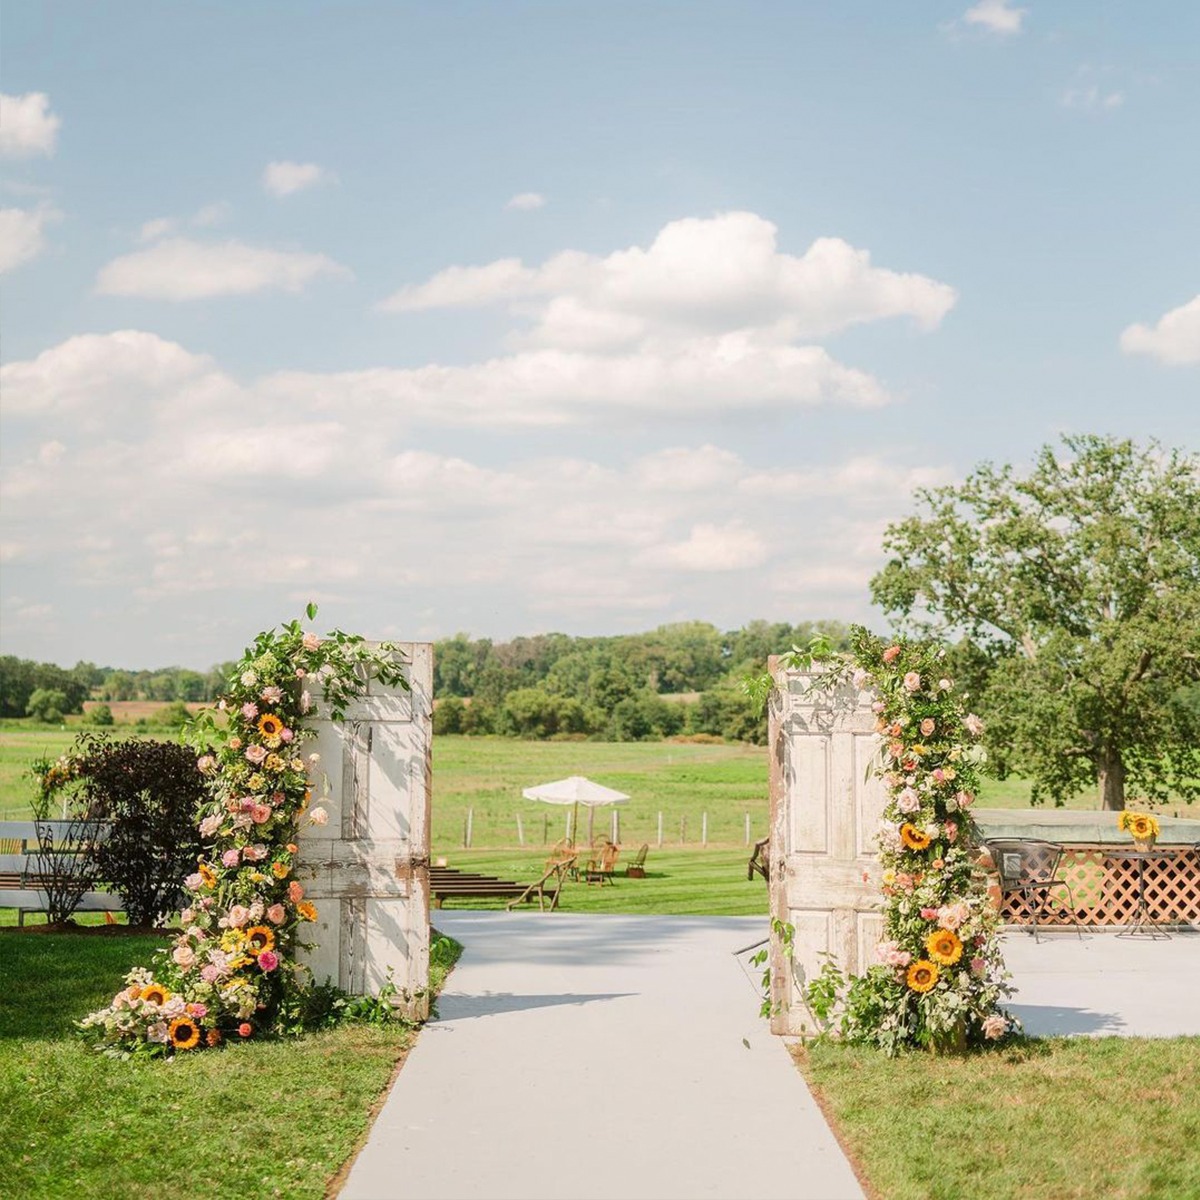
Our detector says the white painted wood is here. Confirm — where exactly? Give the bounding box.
[296,642,433,1020]
[767,660,885,1035]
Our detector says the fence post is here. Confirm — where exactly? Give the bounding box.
[543,813,549,844]
[612,809,619,843]
[657,811,663,848]
[464,807,473,849]
[702,811,708,847]
[516,813,524,847]
[680,815,687,844]
[745,812,751,846]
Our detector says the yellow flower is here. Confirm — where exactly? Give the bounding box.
[257,714,284,738]
[271,861,290,879]
[926,929,963,966]
[264,753,284,772]
[140,983,170,1005]
[297,900,318,922]
[198,864,216,889]
[900,824,932,851]
[247,773,266,792]
[169,1017,201,1050]
[906,960,939,993]
[246,925,276,954]
[1120,811,1160,840]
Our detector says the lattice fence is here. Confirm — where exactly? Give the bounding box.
[984,843,1200,928]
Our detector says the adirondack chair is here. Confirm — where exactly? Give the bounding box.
[583,842,620,885]
[624,843,649,878]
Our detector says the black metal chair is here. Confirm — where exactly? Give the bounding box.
[984,839,1084,942]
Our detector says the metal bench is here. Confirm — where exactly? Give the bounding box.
[0,820,124,926]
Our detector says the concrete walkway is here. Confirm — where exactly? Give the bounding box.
[339,913,863,1200]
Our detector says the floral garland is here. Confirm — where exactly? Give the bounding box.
[797,626,1016,1053]
[80,610,408,1058]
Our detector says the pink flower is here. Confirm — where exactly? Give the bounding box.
[970,956,986,976]
[920,907,939,920]
[199,814,222,838]
[221,849,240,868]
[897,787,921,814]
[180,908,195,924]
[241,702,259,720]
[279,727,294,743]
[257,950,280,973]
[982,1014,1008,1040]
[243,844,267,862]
[251,803,273,825]
[302,632,322,651]
[308,805,329,827]
[288,880,305,903]
[945,820,959,844]
[186,1002,208,1018]
[882,645,902,664]
[851,667,871,690]
[184,872,203,891]
[955,790,975,809]
[196,755,216,774]
[938,902,970,931]
[870,700,885,713]
[147,1022,170,1043]
[228,736,242,750]
[261,685,283,704]
[172,945,195,968]
[931,768,946,784]
[876,940,912,968]
[938,678,952,691]
[227,904,250,928]
[903,671,922,693]
[267,903,286,924]
[919,718,935,736]
[245,744,268,765]
[964,713,984,737]
[238,1022,253,1038]
[200,964,221,983]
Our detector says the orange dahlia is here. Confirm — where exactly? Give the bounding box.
[245,925,276,954]
[926,928,963,966]
[257,714,284,738]
[900,824,932,851]
[169,1017,201,1050]
[906,960,939,993]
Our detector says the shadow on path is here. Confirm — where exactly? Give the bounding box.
[437,991,636,1020]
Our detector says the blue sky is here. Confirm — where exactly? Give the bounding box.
[2,1,1197,668]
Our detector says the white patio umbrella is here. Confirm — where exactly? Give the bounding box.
[522,775,630,845]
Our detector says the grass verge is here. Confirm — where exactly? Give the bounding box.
[795,1038,1200,1200]
[0,927,461,1200]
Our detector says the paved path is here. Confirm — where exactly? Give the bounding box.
[340,913,863,1200]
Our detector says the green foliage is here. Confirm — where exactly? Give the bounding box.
[86,703,115,727]
[872,435,1200,809]
[750,918,794,1018]
[26,687,69,723]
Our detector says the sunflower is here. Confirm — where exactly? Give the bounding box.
[139,983,171,1005]
[900,824,932,851]
[272,861,290,879]
[297,900,318,922]
[926,928,963,966]
[198,863,217,888]
[169,1017,201,1050]
[245,925,276,954]
[257,714,284,738]
[906,960,939,993]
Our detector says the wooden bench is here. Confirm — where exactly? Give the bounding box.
[0,820,124,926]
[429,866,537,909]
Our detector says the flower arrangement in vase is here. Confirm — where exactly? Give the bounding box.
[1118,809,1160,852]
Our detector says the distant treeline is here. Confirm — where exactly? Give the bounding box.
[0,656,235,719]
[1,619,850,743]
[430,620,850,744]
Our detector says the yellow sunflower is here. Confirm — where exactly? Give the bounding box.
[906,960,939,993]
[168,1017,201,1050]
[139,983,171,1005]
[245,925,276,954]
[297,900,318,922]
[900,824,932,851]
[926,929,964,966]
[257,714,284,738]
[198,863,217,888]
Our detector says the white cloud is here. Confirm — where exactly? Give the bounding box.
[0,92,61,157]
[383,212,957,340]
[506,191,546,211]
[262,160,334,197]
[1119,295,1200,366]
[649,521,769,572]
[1062,85,1124,112]
[138,216,177,243]
[961,0,1026,35]
[0,204,58,273]
[94,237,351,300]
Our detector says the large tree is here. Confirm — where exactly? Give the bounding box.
[871,435,1200,810]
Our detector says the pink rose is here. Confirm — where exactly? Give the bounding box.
[982,1014,1008,1040]
[261,685,283,704]
[302,632,322,651]
[920,907,938,920]
[280,727,294,742]
[897,787,921,814]
[938,678,952,691]
[964,713,984,737]
[257,950,279,973]
[243,844,267,862]
[221,849,240,868]
[931,768,946,784]
[955,790,975,809]
[882,645,901,664]
[241,702,259,720]
[288,880,305,903]
[184,872,203,891]
[180,908,195,924]
[903,671,921,693]
[308,805,329,827]
[200,964,221,983]
[870,700,885,713]
[267,903,286,924]
[920,718,935,736]
[196,755,216,774]
[199,814,222,838]
[245,744,268,765]
[227,905,250,928]
[251,803,273,825]
[945,820,959,844]
[172,945,195,968]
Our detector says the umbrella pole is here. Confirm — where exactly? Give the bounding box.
[588,805,595,845]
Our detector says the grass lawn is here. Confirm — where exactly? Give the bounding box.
[797,1039,1200,1200]
[0,928,461,1200]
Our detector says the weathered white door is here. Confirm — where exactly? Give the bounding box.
[297,643,433,1020]
[767,659,886,1035]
